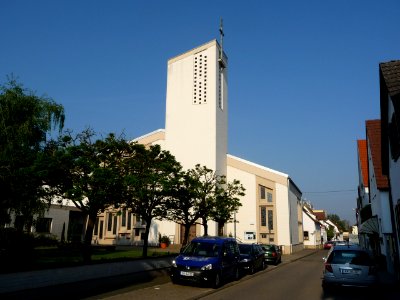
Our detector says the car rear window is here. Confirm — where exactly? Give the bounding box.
[239,244,252,254]
[328,250,372,266]
[262,245,274,251]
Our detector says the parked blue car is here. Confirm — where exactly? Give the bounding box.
[170,236,241,288]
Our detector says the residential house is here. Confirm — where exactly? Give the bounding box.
[357,139,370,250]
[302,204,323,249]
[379,60,400,278]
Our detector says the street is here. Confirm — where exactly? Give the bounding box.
[98,250,399,300]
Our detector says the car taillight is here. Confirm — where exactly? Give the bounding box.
[272,252,277,257]
[324,263,333,273]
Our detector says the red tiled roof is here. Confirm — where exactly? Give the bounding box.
[366,120,389,190]
[380,60,400,97]
[312,210,327,221]
[357,140,369,188]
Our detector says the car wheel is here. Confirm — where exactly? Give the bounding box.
[250,264,255,274]
[234,267,240,281]
[322,282,332,294]
[171,277,179,284]
[213,272,221,289]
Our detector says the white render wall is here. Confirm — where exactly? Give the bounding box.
[226,165,257,241]
[388,98,400,206]
[275,183,290,246]
[165,40,227,176]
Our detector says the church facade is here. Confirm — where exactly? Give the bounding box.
[91,40,304,254]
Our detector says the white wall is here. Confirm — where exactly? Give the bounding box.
[165,41,227,176]
[275,183,290,246]
[226,165,256,242]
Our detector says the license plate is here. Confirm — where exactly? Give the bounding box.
[180,271,194,276]
[340,268,361,275]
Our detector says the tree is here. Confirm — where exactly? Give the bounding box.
[189,165,223,236]
[0,78,64,227]
[124,144,182,257]
[210,178,245,236]
[327,214,349,232]
[54,129,128,262]
[167,169,202,246]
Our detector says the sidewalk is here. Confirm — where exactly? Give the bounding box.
[0,247,316,294]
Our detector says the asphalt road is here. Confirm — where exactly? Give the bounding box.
[98,250,400,300]
[3,250,399,300]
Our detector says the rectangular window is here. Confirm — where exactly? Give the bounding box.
[267,192,273,203]
[36,218,52,233]
[304,231,309,241]
[127,212,132,230]
[135,228,140,237]
[121,209,126,227]
[260,185,266,200]
[261,233,267,238]
[113,215,117,234]
[260,207,267,226]
[94,218,99,235]
[268,210,274,231]
[99,221,104,239]
[107,213,112,231]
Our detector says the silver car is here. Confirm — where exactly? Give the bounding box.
[322,245,377,290]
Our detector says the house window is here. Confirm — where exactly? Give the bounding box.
[127,212,132,230]
[113,215,117,234]
[135,228,140,237]
[260,185,266,200]
[107,213,112,231]
[268,210,274,230]
[304,231,309,241]
[94,218,99,235]
[260,207,267,226]
[36,218,52,233]
[121,209,126,227]
[389,114,400,161]
[261,233,267,239]
[267,192,273,203]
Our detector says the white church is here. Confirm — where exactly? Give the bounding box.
[33,37,305,254]
[90,38,304,254]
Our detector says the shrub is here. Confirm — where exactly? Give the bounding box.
[160,235,170,246]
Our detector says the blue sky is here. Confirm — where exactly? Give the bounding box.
[2,1,399,223]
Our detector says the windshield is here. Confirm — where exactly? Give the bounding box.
[182,242,221,257]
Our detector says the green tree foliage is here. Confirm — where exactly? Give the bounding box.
[327,214,349,232]
[166,169,202,246]
[124,144,182,257]
[189,165,223,236]
[211,178,245,236]
[0,79,64,227]
[54,129,128,262]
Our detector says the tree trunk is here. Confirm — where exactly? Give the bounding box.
[142,219,152,258]
[217,221,225,236]
[202,216,208,236]
[82,212,96,263]
[182,223,191,246]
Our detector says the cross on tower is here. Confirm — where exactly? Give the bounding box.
[219,18,226,69]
